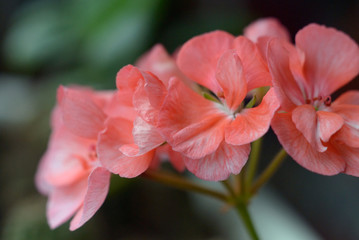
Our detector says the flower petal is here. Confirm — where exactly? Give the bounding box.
[225,88,279,145]
[36,107,96,190]
[272,112,345,175]
[333,91,359,106]
[158,77,229,159]
[69,167,110,231]
[232,36,272,90]
[153,144,186,172]
[296,24,359,96]
[244,18,290,43]
[120,116,164,156]
[334,125,359,148]
[98,117,154,177]
[316,111,344,143]
[177,30,234,93]
[133,71,167,124]
[104,91,137,120]
[215,50,247,111]
[58,86,106,139]
[184,142,250,181]
[116,65,142,91]
[136,44,190,88]
[267,39,306,111]
[336,145,359,176]
[291,104,327,152]
[46,177,87,229]
[172,115,230,158]
[331,104,359,148]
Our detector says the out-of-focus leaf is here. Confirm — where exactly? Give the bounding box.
[80,0,164,68]
[3,0,165,72]
[3,1,72,71]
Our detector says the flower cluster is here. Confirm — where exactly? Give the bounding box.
[35,18,359,230]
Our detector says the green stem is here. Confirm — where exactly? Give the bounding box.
[245,138,263,194]
[236,199,260,240]
[251,148,287,195]
[143,170,228,202]
[221,179,236,199]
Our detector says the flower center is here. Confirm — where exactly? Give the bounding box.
[88,144,98,162]
[306,95,331,110]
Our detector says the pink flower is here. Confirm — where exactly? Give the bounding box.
[35,86,114,230]
[98,46,187,176]
[158,30,280,181]
[268,24,359,175]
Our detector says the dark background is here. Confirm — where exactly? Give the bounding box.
[0,0,359,239]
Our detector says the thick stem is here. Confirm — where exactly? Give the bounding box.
[143,169,228,202]
[236,199,260,240]
[251,148,287,195]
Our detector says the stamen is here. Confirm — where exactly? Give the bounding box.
[307,95,332,108]
[324,96,331,106]
[88,144,97,161]
[217,91,225,98]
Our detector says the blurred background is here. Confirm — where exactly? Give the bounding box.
[1,0,359,239]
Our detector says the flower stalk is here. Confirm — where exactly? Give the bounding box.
[143,169,228,202]
[251,148,287,195]
[236,198,260,240]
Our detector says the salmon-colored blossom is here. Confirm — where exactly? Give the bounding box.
[35,86,114,230]
[98,46,187,176]
[158,30,280,181]
[268,24,359,175]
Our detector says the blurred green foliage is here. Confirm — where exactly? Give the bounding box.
[4,0,167,88]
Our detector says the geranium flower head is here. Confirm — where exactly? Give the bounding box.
[158,30,280,181]
[268,24,359,175]
[35,86,113,230]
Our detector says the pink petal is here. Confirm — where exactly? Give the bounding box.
[47,177,87,229]
[215,50,247,111]
[316,111,344,142]
[272,112,345,175]
[336,144,359,176]
[232,36,272,90]
[334,125,359,148]
[116,65,142,91]
[98,117,154,177]
[167,147,186,172]
[136,44,189,88]
[36,106,96,189]
[225,88,279,145]
[291,104,326,152]
[158,77,229,159]
[267,39,306,111]
[38,130,94,187]
[244,17,290,43]
[333,91,359,106]
[184,141,250,181]
[177,30,234,93]
[296,24,359,96]
[133,71,167,124]
[172,115,230,158]
[103,91,137,120]
[153,144,186,172]
[69,167,110,231]
[58,86,106,139]
[331,104,359,148]
[120,116,164,156]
